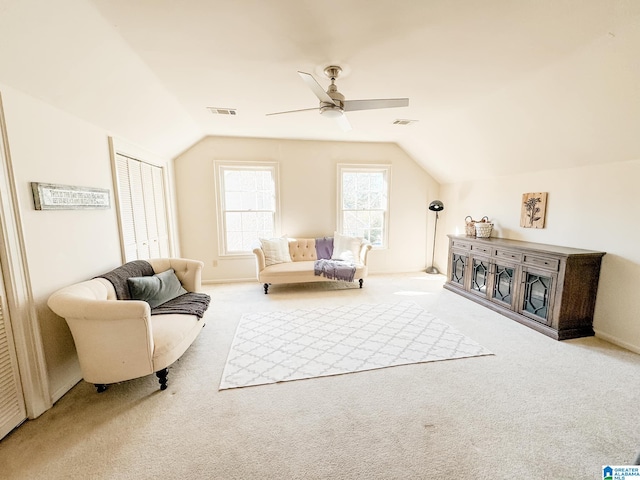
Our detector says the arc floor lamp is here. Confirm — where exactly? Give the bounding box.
[426,200,444,274]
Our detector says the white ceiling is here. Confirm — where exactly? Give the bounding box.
[2,0,640,184]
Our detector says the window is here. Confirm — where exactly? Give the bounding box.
[338,165,390,247]
[114,153,171,263]
[215,162,279,255]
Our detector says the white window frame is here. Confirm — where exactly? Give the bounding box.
[214,161,281,257]
[337,164,391,249]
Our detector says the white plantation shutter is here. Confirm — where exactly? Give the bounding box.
[141,163,159,257]
[115,154,170,262]
[0,294,26,440]
[128,159,150,260]
[116,155,138,262]
[152,166,170,257]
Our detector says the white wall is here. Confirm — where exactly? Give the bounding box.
[0,81,185,404]
[1,86,123,401]
[174,136,439,282]
[439,159,640,352]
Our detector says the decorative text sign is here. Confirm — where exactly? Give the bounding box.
[31,182,110,210]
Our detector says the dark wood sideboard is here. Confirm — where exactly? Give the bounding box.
[443,234,605,340]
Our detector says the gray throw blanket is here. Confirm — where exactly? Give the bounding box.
[151,292,211,319]
[97,260,211,318]
[96,260,154,300]
[314,259,356,282]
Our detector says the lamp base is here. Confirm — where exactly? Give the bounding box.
[426,266,440,275]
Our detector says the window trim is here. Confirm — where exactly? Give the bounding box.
[337,163,391,249]
[214,160,281,257]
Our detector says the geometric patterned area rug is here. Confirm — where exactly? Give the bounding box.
[219,301,493,390]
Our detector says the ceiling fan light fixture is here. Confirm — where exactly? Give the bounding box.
[320,105,343,118]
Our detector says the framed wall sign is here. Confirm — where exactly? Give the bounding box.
[31,182,110,210]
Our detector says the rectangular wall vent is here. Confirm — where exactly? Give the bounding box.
[392,119,418,125]
[207,107,237,116]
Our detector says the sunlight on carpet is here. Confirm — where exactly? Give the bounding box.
[219,301,493,390]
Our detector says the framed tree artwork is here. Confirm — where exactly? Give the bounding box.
[520,192,547,228]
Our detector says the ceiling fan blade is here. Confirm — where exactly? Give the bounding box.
[298,71,337,105]
[335,114,352,132]
[343,98,409,112]
[266,107,319,116]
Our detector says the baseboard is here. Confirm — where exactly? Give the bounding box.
[202,277,255,285]
[50,374,82,405]
[594,330,640,354]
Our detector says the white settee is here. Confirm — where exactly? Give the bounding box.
[47,258,208,392]
[253,235,372,294]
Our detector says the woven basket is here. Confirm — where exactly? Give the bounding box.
[464,216,476,236]
[475,222,493,238]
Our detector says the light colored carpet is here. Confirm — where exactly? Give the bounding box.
[1,273,639,480]
[220,301,492,389]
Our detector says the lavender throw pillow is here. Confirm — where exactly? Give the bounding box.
[315,237,334,260]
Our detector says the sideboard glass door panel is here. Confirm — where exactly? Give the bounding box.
[521,272,553,324]
[470,257,489,297]
[492,263,515,308]
[451,253,467,286]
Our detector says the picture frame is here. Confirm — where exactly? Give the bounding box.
[520,192,547,228]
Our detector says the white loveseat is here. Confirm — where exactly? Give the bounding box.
[47,258,208,392]
[253,236,372,294]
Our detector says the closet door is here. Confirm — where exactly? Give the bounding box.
[151,166,170,257]
[116,154,139,262]
[0,275,26,440]
[115,154,171,263]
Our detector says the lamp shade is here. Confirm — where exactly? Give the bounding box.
[428,200,444,212]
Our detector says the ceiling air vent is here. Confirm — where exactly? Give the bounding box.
[392,119,418,126]
[207,107,237,116]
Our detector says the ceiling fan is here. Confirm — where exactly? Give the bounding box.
[266,66,409,131]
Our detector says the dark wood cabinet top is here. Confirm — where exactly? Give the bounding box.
[447,234,605,258]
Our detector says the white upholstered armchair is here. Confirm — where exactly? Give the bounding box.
[47,258,209,393]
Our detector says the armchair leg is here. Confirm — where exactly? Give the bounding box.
[156,368,169,391]
[359,279,364,288]
[95,384,108,393]
[263,283,269,294]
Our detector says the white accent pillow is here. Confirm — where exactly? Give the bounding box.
[260,237,292,266]
[331,232,363,263]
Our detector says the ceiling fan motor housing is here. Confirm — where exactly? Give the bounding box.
[321,83,345,116]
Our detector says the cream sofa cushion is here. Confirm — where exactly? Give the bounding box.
[331,232,363,264]
[260,237,292,266]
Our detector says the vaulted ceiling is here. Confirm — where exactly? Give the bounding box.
[1,0,639,183]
